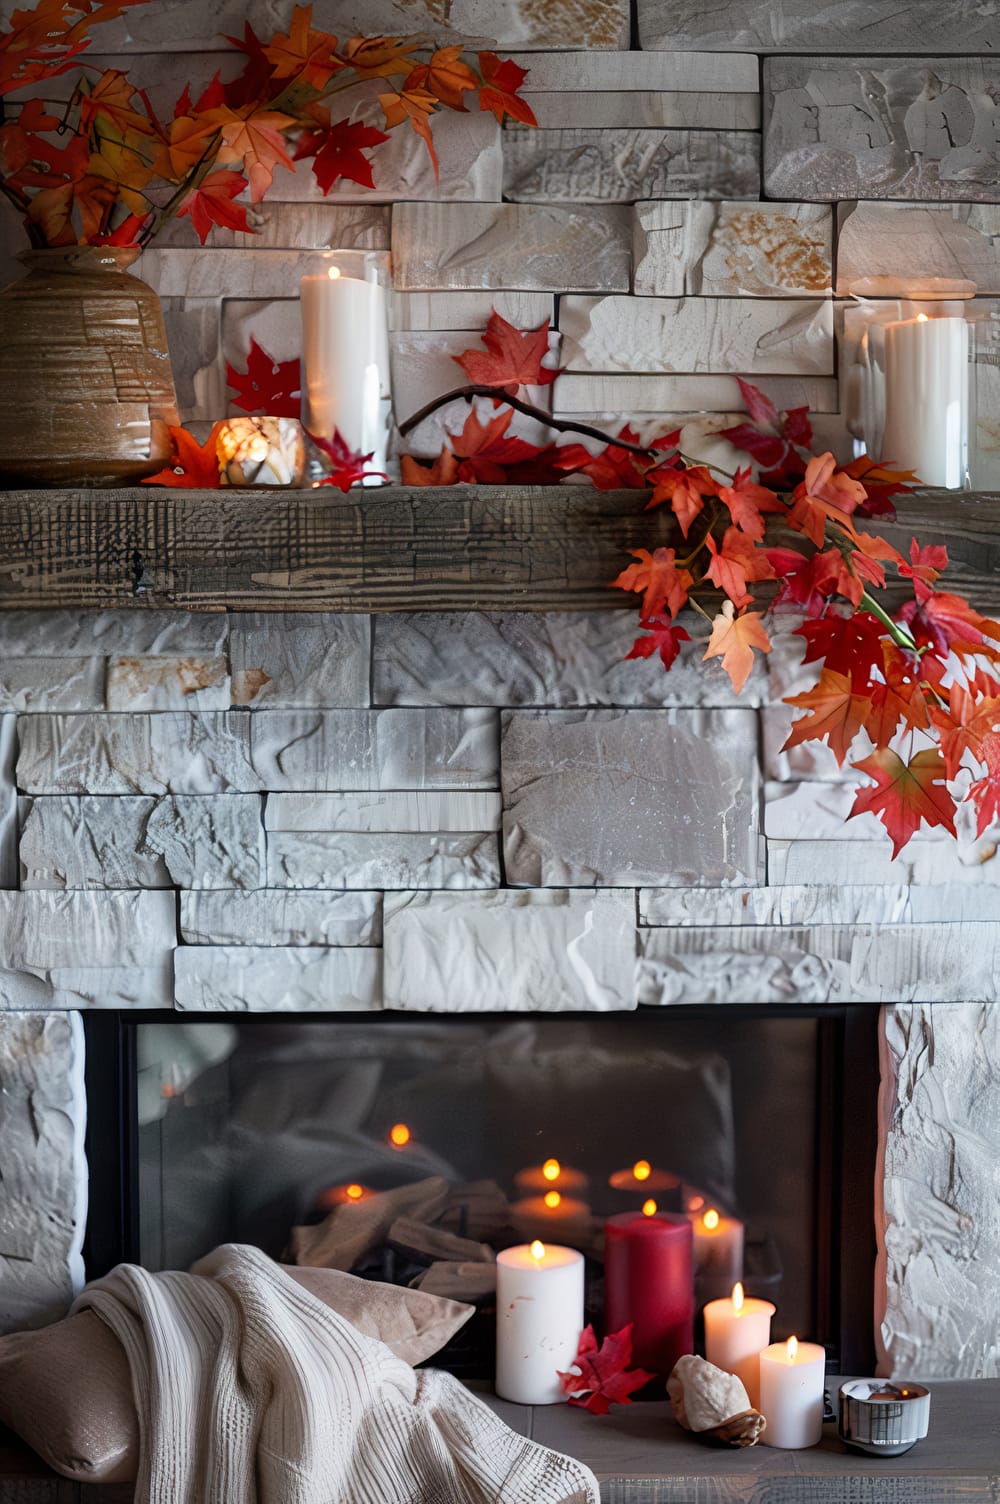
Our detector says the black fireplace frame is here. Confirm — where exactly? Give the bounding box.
[81,1003,881,1376]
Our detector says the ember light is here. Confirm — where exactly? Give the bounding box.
[544,1190,561,1209]
[542,1158,561,1181]
[389,1122,411,1148]
[633,1159,651,1181]
[345,1183,364,1201]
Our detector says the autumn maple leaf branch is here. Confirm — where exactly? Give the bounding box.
[397,384,664,456]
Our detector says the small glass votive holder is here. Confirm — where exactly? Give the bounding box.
[299,249,393,486]
[216,416,305,486]
[838,1379,931,1457]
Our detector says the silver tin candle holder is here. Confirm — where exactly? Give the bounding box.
[838,1380,931,1457]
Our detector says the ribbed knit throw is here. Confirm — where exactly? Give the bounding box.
[73,1244,600,1504]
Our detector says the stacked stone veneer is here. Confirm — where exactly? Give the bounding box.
[2,0,1000,1408]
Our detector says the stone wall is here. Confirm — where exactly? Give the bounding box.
[1,0,999,1381]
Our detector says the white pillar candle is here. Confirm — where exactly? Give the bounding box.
[496,1241,584,1405]
[882,313,969,489]
[759,1336,826,1449]
[300,259,392,479]
[703,1282,775,1409]
[690,1205,744,1302]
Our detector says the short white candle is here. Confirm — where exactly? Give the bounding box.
[300,260,391,478]
[703,1282,775,1409]
[882,313,969,489]
[495,1240,584,1405]
[759,1335,826,1449]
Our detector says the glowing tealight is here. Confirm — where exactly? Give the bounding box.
[732,1281,744,1313]
[916,312,928,322]
[345,1183,364,1201]
[642,1198,658,1217]
[703,1207,720,1231]
[632,1159,651,1181]
[787,1335,798,1362]
[389,1122,411,1147]
[542,1158,561,1182]
[327,265,341,279]
[530,1240,545,1261]
[544,1190,561,1209]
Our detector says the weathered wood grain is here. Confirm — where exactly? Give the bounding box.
[0,487,998,614]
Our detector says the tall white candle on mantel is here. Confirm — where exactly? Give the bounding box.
[299,255,392,479]
[495,1241,584,1405]
[703,1282,775,1409]
[759,1335,826,1449]
[881,313,969,489]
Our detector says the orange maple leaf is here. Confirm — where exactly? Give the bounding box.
[611,547,693,620]
[141,422,224,488]
[204,105,295,202]
[155,112,222,181]
[337,35,419,78]
[379,82,439,175]
[849,747,957,857]
[264,3,342,88]
[403,46,478,111]
[644,463,716,538]
[454,310,557,393]
[400,448,461,487]
[477,51,537,126]
[78,68,152,138]
[703,601,771,694]
[782,668,874,766]
[717,467,784,542]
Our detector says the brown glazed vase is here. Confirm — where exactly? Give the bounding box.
[0,246,179,486]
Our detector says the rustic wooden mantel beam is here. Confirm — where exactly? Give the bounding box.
[0,486,998,613]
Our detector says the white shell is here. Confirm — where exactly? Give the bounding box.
[668,1354,753,1432]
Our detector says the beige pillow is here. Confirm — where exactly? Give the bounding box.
[0,1264,474,1483]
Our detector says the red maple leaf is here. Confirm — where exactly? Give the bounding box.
[717,379,813,488]
[554,426,651,490]
[293,113,389,194]
[177,169,252,244]
[796,612,887,691]
[450,406,542,483]
[308,428,387,491]
[625,616,691,672]
[842,456,919,521]
[929,684,1000,779]
[557,1325,655,1416]
[227,338,301,418]
[453,310,558,394]
[717,466,784,542]
[644,463,717,538]
[968,733,1000,837]
[141,423,223,487]
[768,548,831,617]
[611,547,693,620]
[899,580,1000,662]
[476,51,538,126]
[783,668,874,766]
[849,747,957,857]
[899,537,948,585]
[704,527,773,609]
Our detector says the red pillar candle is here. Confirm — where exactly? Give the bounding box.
[604,1203,694,1375]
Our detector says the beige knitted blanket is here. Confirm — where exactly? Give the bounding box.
[75,1244,600,1504]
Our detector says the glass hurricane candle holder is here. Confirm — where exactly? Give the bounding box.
[299,249,393,485]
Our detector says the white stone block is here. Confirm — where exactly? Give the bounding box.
[0,658,105,713]
[180,890,381,947]
[639,882,1000,927]
[503,128,760,203]
[265,792,503,833]
[0,610,228,656]
[17,710,499,795]
[391,291,554,332]
[20,797,168,889]
[633,201,832,297]
[0,890,175,969]
[155,202,391,252]
[391,202,631,293]
[519,91,760,131]
[106,655,230,711]
[267,831,500,890]
[160,296,226,428]
[508,51,759,93]
[837,202,1000,298]
[502,708,762,887]
[174,946,382,1012]
[768,839,1000,887]
[552,373,841,414]
[383,888,637,1011]
[143,796,265,890]
[390,329,559,432]
[559,295,835,375]
[0,964,173,1010]
[0,1013,85,1331]
[639,0,1000,53]
[228,614,370,709]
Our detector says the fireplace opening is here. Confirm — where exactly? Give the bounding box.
[82,1005,879,1381]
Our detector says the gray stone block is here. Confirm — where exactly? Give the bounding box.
[0,717,15,889]
[155,202,391,252]
[836,202,1000,297]
[878,1002,1000,1378]
[639,0,1000,54]
[0,658,105,713]
[765,57,1000,202]
[228,613,370,708]
[373,611,764,709]
[552,372,842,413]
[0,1013,85,1332]
[391,291,554,332]
[519,91,760,131]
[0,610,228,657]
[265,792,503,833]
[501,708,762,887]
[174,945,382,1012]
[383,888,637,1011]
[0,890,175,969]
[503,127,760,202]
[159,297,226,429]
[180,890,382,947]
[768,839,1000,887]
[508,51,759,93]
[17,710,499,795]
[559,295,834,375]
[639,883,1000,927]
[391,202,631,294]
[106,655,230,711]
[266,831,501,890]
[633,201,833,298]
[20,797,168,890]
[142,796,265,890]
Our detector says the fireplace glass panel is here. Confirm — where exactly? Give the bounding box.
[133,1012,826,1355]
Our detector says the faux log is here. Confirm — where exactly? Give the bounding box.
[0,486,998,614]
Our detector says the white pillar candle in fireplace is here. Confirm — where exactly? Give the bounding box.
[299,250,392,479]
[759,1335,826,1449]
[496,1241,584,1405]
[881,313,969,490]
[703,1282,775,1409]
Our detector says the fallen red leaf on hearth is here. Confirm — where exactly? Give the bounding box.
[557,1325,655,1416]
[849,746,957,857]
[141,423,224,487]
[308,427,387,491]
[453,309,558,394]
[227,337,301,418]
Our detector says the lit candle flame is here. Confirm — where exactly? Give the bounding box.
[642,1199,657,1217]
[916,312,929,323]
[345,1183,364,1201]
[389,1122,411,1147]
[632,1159,651,1181]
[530,1240,545,1262]
[703,1208,720,1231]
[542,1158,561,1182]
[732,1282,744,1313]
[786,1336,798,1362]
[544,1190,561,1209]
[327,265,342,280]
